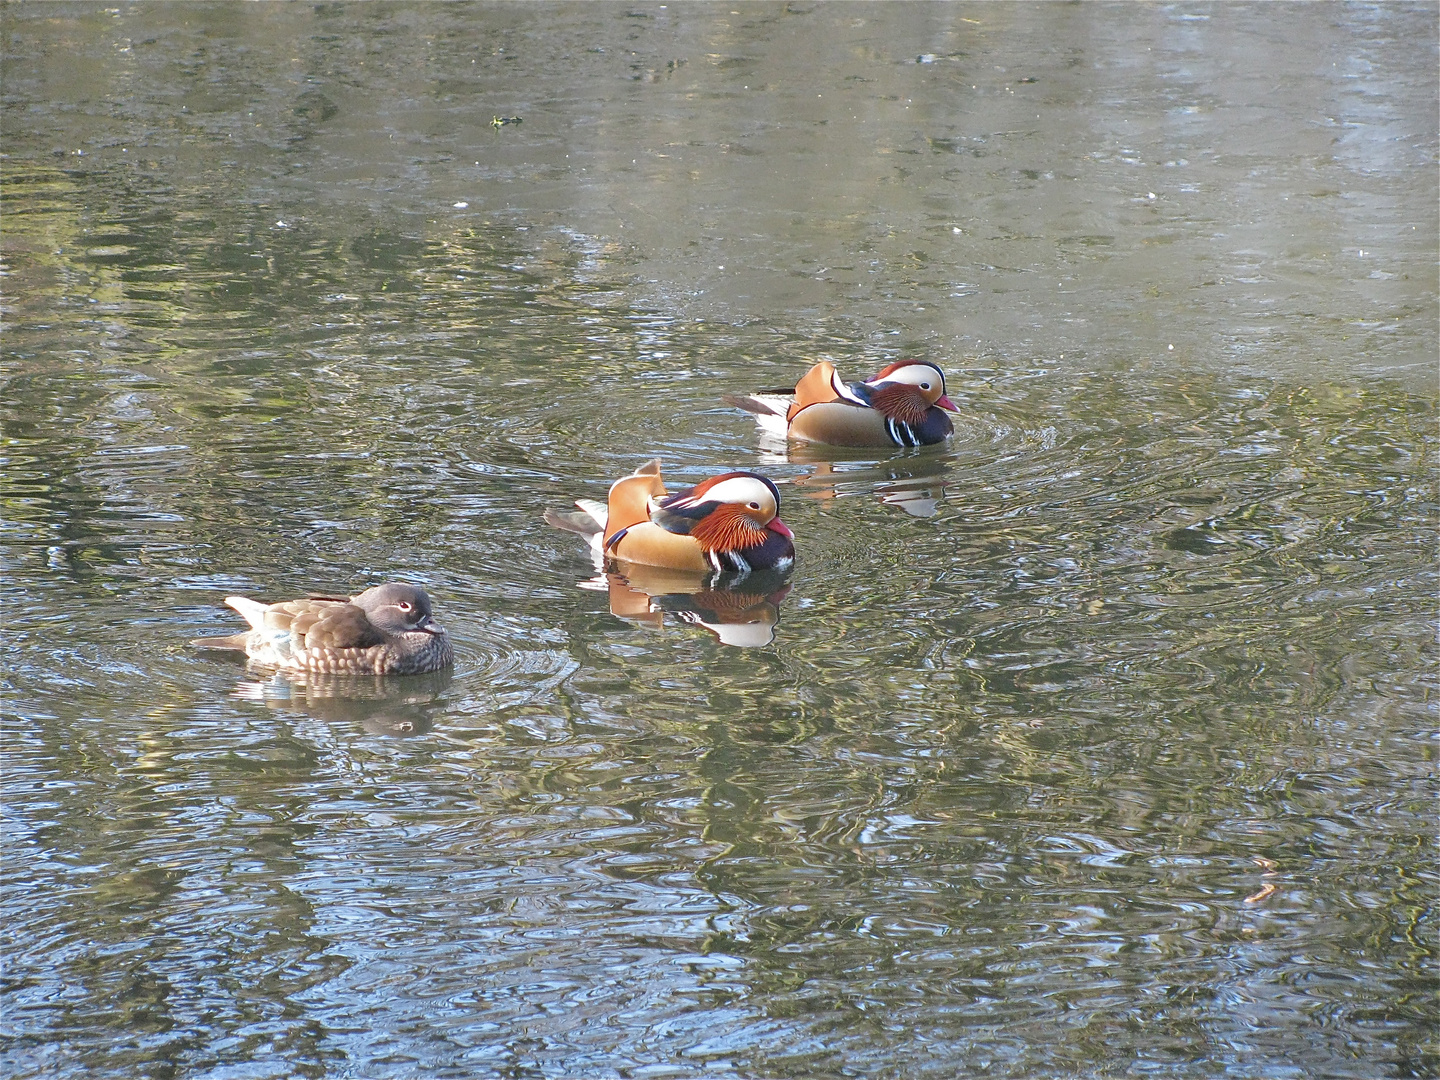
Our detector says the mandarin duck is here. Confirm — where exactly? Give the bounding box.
[725,359,957,447]
[190,583,453,675]
[544,459,795,575]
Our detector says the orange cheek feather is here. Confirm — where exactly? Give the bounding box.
[688,504,770,553]
[868,384,932,425]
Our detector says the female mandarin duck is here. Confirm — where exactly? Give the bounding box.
[545,459,795,575]
[190,583,453,675]
[725,359,958,447]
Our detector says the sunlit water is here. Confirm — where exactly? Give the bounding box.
[2,4,1436,1079]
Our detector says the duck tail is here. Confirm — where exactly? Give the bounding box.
[189,633,251,651]
[722,392,789,418]
[543,500,607,539]
[224,595,270,631]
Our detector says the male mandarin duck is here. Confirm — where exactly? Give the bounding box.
[190,583,453,675]
[545,458,795,575]
[725,359,958,447]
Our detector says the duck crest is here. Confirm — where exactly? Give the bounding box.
[869,360,937,382]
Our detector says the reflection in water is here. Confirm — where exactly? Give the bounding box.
[579,564,792,647]
[228,669,453,736]
[781,451,953,518]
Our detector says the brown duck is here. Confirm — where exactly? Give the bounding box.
[190,583,453,675]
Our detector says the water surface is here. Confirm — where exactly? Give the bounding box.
[2,4,1436,1078]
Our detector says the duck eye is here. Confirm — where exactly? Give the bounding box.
[398,601,412,612]
[748,502,761,510]
[921,382,931,390]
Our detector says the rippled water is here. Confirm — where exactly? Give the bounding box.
[3,4,1436,1078]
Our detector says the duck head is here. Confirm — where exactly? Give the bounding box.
[863,361,958,425]
[650,472,795,556]
[351,583,446,637]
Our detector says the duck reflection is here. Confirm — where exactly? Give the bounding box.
[227,668,453,736]
[580,564,793,647]
[770,447,952,518]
